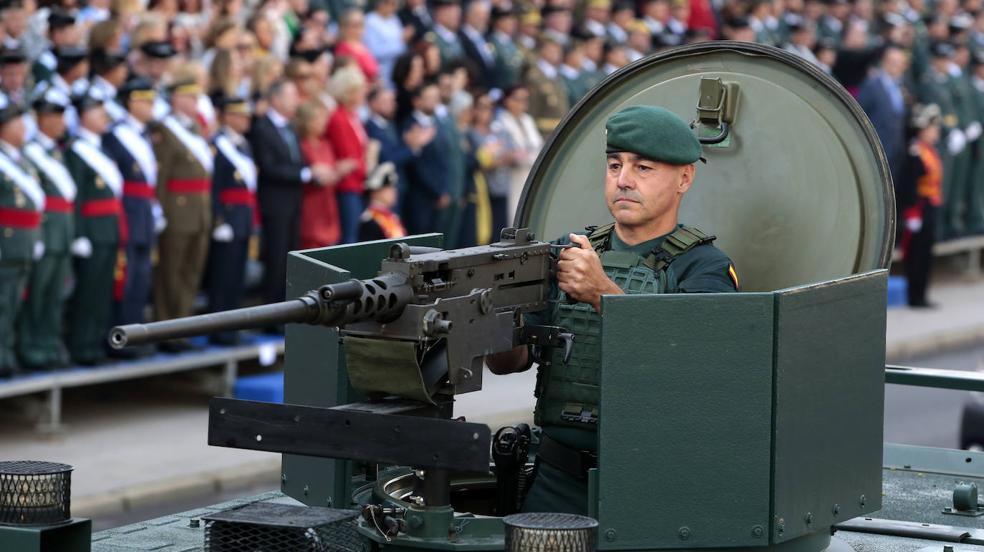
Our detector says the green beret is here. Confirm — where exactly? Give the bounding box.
[605,105,702,165]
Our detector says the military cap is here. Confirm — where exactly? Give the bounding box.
[365,162,398,191]
[910,103,942,129]
[55,45,88,72]
[47,8,76,29]
[950,12,974,33]
[606,105,702,165]
[540,4,569,17]
[140,40,177,59]
[611,0,634,12]
[429,0,458,7]
[587,0,611,9]
[213,93,252,115]
[490,4,517,19]
[520,9,542,25]
[289,44,327,63]
[119,77,156,102]
[725,15,751,29]
[625,19,649,35]
[167,77,201,96]
[0,46,26,65]
[71,86,107,112]
[90,47,128,74]
[32,86,71,113]
[0,93,23,125]
[930,41,955,59]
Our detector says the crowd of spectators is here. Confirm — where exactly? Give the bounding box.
[0,0,980,373]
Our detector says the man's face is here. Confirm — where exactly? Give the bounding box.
[435,5,461,30]
[882,48,909,78]
[0,116,25,147]
[38,111,66,139]
[225,111,251,134]
[414,85,440,115]
[171,92,198,118]
[81,105,109,135]
[541,41,563,65]
[128,97,155,123]
[271,82,299,118]
[0,62,27,93]
[370,89,396,118]
[605,152,693,228]
[145,57,170,81]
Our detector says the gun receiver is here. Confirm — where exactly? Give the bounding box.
[109,227,565,395]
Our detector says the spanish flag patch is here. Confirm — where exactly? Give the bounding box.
[727,264,740,290]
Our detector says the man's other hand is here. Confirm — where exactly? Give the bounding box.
[556,234,622,312]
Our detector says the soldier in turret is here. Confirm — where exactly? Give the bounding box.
[17,88,76,370]
[0,94,43,376]
[64,88,123,365]
[148,69,213,352]
[206,94,256,345]
[102,78,163,357]
[487,106,738,514]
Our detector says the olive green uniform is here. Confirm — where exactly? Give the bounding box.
[0,146,42,375]
[526,61,570,137]
[522,224,739,514]
[149,115,212,325]
[969,76,984,233]
[65,134,123,365]
[917,68,961,237]
[489,31,524,91]
[947,70,978,237]
[17,136,75,369]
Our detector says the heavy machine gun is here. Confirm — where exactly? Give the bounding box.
[110,227,572,397]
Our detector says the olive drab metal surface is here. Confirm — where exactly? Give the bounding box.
[517,42,895,292]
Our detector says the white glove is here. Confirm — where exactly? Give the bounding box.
[33,241,44,260]
[906,217,923,233]
[948,128,967,155]
[71,237,93,258]
[212,223,234,242]
[152,203,167,234]
[967,122,983,141]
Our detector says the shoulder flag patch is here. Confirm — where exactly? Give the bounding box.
[727,264,740,290]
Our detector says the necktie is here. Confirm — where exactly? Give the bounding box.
[278,125,300,163]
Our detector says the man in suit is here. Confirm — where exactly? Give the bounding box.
[207,95,257,344]
[458,0,495,90]
[64,88,123,365]
[149,73,213,351]
[102,78,162,356]
[249,80,329,311]
[858,45,910,181]
[399,0,434,44]
[401,81,451,235]
[18,88,76,370]
[365,86,435,213]
[0,94,43,376]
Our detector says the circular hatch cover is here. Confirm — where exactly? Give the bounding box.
[516,42,895,292]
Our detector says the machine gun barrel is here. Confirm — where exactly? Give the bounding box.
[108,293,327,348]
[109,272,415,349]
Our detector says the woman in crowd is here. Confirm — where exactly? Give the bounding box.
[207,47,245,98]
[334,8,379,83]
[296,100,356,249]
[495,84,542,223]
[392,51,424,124]
[325,65,370,243]
[469,92,511,243]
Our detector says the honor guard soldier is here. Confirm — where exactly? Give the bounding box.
[358,162,406,241]
[132,41,177,121]
[17,88,77,370]
[487,106,739,514]
[0,95,44,376]
[64,88,123,365]
[0,47,30,105]
[32,9,79,83]
[206,95,256,345]
[526,34,570,137]
[89,48,130,124]
[148,73,213,352]
[428,0,465,67]
[33,45,90,134]
[102,77,162,356]
[489,5,524,93]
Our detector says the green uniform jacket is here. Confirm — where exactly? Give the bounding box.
[526,62,570,137]
[489,31,524,91]
[0,158,42,262]
[65,139,121,245]
[24,141,74,254]
[428,26,465,68]
[149,117,212,234]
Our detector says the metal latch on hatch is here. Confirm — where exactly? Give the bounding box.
[693,77,740,146]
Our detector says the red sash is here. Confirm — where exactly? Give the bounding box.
[123,181,155,199]
[45,197,74,213]
[0,207,41,228]
[167,178,210,194]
